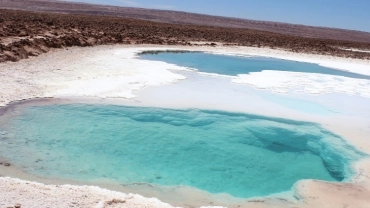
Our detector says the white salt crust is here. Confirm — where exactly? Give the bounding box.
[232,70,370,96]
[1,44,370,208]
[0,45,370,108]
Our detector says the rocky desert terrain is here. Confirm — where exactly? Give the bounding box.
[1,1,370,62]
[2,0,370,43]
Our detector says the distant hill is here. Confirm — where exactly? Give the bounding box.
[1,0,370,43]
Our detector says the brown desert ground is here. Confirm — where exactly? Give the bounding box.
[1,3,370,62]
[2,0,370,43]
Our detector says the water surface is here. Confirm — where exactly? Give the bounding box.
[140,52,370,79]
[0,104,363,198]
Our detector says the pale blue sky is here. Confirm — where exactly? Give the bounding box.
[63,0,370,32]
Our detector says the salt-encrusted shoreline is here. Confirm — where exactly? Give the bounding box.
[1,44,370,108]
[1,44,370,208]
[0,177,182,208]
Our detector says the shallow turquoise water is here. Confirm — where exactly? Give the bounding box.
[0,104,364,198]
[140,52,370,79]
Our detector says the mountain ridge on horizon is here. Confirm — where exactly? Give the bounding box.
[57,0,370,33]
[1,0,370,43]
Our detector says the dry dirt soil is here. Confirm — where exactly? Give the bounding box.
[2,0,370,43]
[1,7,370,62]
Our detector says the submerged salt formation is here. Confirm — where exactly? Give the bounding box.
[0,104,364,199]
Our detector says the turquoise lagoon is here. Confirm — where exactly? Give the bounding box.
[140,52,370,79]
[0,104,364,198]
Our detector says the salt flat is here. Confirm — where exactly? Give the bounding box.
[1,44,370,208]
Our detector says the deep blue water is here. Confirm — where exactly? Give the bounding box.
[140,52,370,79]
[0,104,364,198]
